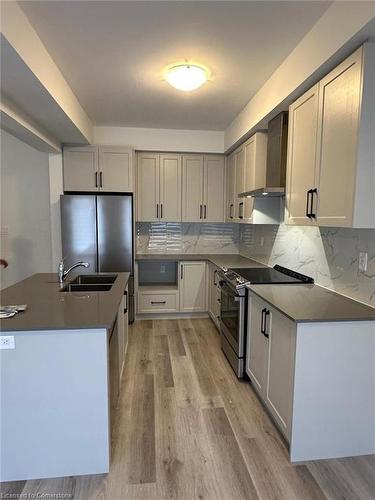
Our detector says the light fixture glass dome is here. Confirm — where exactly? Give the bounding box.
[165,64,207,91]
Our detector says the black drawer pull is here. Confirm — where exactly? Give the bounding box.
[151,301,166,305]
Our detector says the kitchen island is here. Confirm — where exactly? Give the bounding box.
[0,272,129,482]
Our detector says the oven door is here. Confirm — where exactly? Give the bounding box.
[219,280,245,357]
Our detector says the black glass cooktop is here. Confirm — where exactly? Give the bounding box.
[230,265,314,284]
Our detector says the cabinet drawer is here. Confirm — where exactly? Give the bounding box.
[137,290,179,313]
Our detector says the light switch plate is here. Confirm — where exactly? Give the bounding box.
[359,252,368,273]
[0,336,15,349]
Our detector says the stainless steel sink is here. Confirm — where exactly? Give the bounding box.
[70,274,117,285]
[60,283,113,293]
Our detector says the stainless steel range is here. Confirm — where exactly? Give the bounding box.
[218,265,314,377]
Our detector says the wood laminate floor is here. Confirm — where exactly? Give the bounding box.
[2,319,374,499]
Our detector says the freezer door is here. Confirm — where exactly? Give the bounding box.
[97,195,133,273]
[60,195,97,271]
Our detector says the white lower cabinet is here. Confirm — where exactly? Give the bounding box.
[246,292,296,441]
[117,285,129,382]
[179,261,207,312]
[208,263,221,329]
[137,261,207,314]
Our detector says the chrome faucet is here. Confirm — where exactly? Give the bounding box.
[58,260,90,283]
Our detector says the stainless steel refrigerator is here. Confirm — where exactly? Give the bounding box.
[60,194,134,322]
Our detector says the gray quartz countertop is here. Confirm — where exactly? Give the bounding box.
[136,253,266,269]
[0,272,129,332]
[248,283,375,323]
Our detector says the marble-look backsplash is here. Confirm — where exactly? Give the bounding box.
[136,222,239,254]
[239,225,375,307]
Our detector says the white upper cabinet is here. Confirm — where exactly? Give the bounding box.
[234,145,245,221]
[182,154,225,222]
[286,44,375,228]
[226,152,236,221]
[286,84,320,225]
[99,147,133,192]
[137,152,181,222]
[159,154,182,222]
[241,132,268,222]
[63,146,134,193]
[182,155,204,222]
[63,146,99,192]
[137,153,160,222]
[203,156,226,222]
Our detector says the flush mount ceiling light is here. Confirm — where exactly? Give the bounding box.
[165,64,208,91]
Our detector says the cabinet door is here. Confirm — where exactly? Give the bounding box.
[99,147,133,192]
[203,156,225,222]
[316,49,362,227]
[137,153,160,222]
[234,146,244,220]
[247,294,269,396]
[286,85,319,225]
[266,307,296,440]
[179,261,207,312]
[226,153,236,220]
[160,154,182,222]
[208,264,219,316]
[182,155,204,222]
[63,146,98,192]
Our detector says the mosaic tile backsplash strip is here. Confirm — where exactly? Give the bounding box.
[136,222,240,255]
[239,225,375,307]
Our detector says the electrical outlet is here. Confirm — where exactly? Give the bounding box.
[160,265,166,273]
[359,252,368,273]
[0,336,15,349]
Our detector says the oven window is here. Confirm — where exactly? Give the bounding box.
[220,285,240,346]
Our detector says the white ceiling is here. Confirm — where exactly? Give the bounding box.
[19,1,331,131]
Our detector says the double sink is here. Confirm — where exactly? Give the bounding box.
[60,274,117,293]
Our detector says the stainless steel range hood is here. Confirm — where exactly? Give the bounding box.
[239,112,288,198]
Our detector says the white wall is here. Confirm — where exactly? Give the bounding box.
[49,154,63,269]
[94,126,224,153]
[0,130,52,288]
[225,2,375,150]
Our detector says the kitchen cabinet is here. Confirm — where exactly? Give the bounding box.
[246,292,296,440]
[179,261,207,312]
[240,132,268,222]
[208,263,221,330]
[118,286,129,381]
[286,44,375,228]
[182,154,225,222]
[63,146,98,192]
[247,294,269,395]
[286,84,320,225]
[136,152,182,222]
[63,146,133,193]
[182,155,204,222]
[226,152,236,221]
[234,145,245,221]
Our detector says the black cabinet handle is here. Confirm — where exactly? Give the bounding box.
[95,172,98,188]
[261,308,270,338]
[200,205,203,219]
[204,204,207,219]
[230,203,233,219]
[160,203,163,219]
[151,301,166,305]
[180,264,184,280]
[239,202,244,219]
[124,290,128,314]
[306,190,312,218]
[310,188,317,219]
[213,270,217,286]
[99,171,103,188]
[156,204,159,218]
